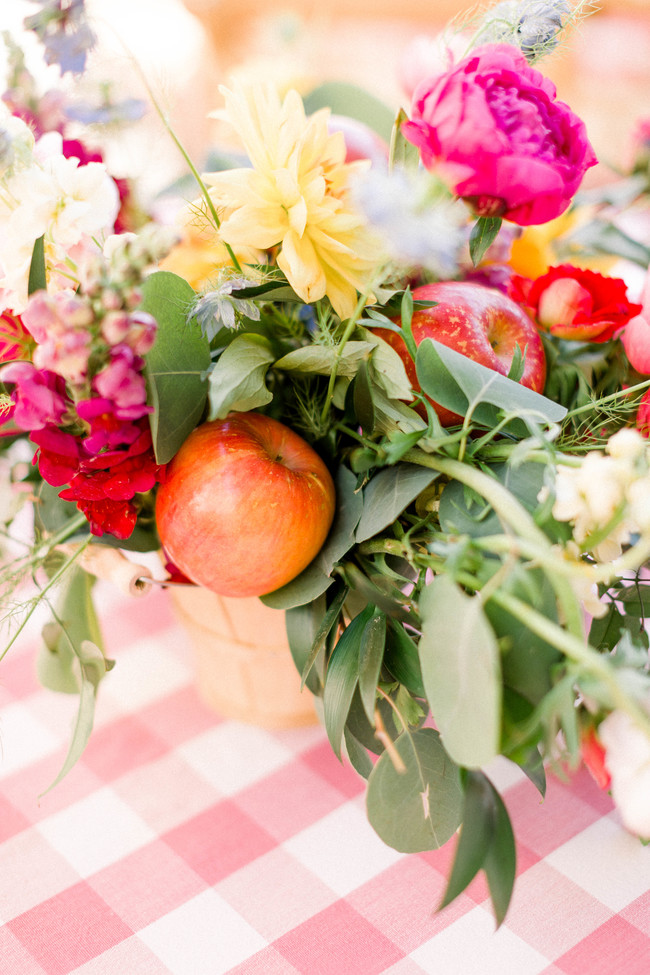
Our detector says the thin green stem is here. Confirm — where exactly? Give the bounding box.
[319,293,369,424]
[563,379,650,421]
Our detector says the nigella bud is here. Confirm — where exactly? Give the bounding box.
[517,0,571,58]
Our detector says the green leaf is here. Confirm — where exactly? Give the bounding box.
[345,686,391,755]
[299,584,349,690]
[262,466,362,609]
[355,463,439,543]
[389,107,420,170]
[366,727,463,853]
[383,619,426,698]
[207,333,275,420]
[353,358,375,434]
[323,604,377,758]
[303,81,395,141]
[483,782,517,927]
[28,234,46,295]
[438,771,516,926]
[358,611,386,722]
[37,567,104,694]
[40,639,108,797]
[141,271,209,464]
[469,217,502,267]
[416,338,567,434]
[285,596,327,695]
[419,575,501,768]
[274,342,374,378]
[439,771,494,910]
[399,289,418,361]
[344,726,375,779]
[361,328,414,401]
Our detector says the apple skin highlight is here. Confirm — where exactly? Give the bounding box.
[156,413,336,597]
[382,281,547,425]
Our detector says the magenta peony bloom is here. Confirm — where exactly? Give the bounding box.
[402,43,597,226]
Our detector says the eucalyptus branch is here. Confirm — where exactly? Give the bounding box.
[490,587,650,739]
[400,448,585,637]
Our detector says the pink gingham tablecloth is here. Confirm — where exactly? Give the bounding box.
[1,582,650,975]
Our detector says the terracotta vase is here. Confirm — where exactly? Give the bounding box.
[170,585,318,728]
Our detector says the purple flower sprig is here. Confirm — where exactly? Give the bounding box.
[23,0,96,76]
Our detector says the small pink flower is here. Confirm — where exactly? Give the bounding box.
[0,362,69,431]
[92,346,149,417]
[76,397,142,452]
[403,43,597,226]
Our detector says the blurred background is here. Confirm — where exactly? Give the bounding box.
[2,1,649,202]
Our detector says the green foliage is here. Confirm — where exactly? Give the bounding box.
[141,271,210,463]
[469,216,502,266]
[303,81,395,142]
[208,333,275,419]
[28,235,46,295]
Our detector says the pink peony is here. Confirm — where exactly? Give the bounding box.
[402,43,597,226]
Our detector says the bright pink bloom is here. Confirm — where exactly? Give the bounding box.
[93,346,150,418]
[510,266,642,342]
[76,397,142,452]
[0,362,69,431]
[403,44,597,226]
[0,312,33,363]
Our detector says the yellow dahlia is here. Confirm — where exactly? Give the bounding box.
[203,84,385,319]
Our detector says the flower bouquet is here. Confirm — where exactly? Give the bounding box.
[2,0,650,923]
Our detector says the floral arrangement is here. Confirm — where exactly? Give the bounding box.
[2,0,650,923]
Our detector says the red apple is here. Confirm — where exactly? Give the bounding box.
[381,281,546,426]
[156,412,336,597]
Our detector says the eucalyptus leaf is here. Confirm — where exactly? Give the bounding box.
[356,464,439,543]
[274,341,374,378]
[262,466,362,609]
[141,271,209,463]
[366,727,463,853]
[357,327,414,401]
[383,619,425,698]
[358,611,386,722]
[323,604,377,758]
[419,575,501,768]
[39,640,109,797]
[469,217,502,267]
[37,567,104,694]
[416,338,566,434]
[28,234,46,295]
[207,333,275,419]
[353,359,375,434]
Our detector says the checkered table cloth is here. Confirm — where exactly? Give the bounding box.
[1,582,650,975]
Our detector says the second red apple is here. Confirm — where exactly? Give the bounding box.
[380,281,546,426]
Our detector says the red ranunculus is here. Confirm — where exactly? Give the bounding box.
[402,43,597,226]
[509,265,642,342]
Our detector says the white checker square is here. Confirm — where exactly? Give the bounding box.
[282,799,403,896]
[178,723,294,795]
[545,812,650,912]
[482,755,528,792]
[101,635,192,712]
[36,786,156,876]
[139,888,267,975]
[411,906,550,974]
[0,702,60,778]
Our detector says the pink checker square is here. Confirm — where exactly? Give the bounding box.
[500,774,604,858]
[88,839,207,929]
[162,800,276,884]
[556,765,616,815]
[138,685,221,746]
[235,759,350,842]
[347,854,475,952]
[217,847,337,941]
[274,900,404,975]
[7,882,133,975]
[0,928,48,974]
[300,741,366,798]
[0,830,81,922]
[0,794,31,842]
[102,587,177,647]
[504,861,613,957]
[1,752,104,826]
[0,643,41,702]
[555,915,650,975]
[79,715,168,782]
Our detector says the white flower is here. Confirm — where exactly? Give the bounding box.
[599,709,650,838]
[0,141,119,313]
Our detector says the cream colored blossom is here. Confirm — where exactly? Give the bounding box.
[203,84,386,319]
[599,708,650,838]
[550,429,650,561]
